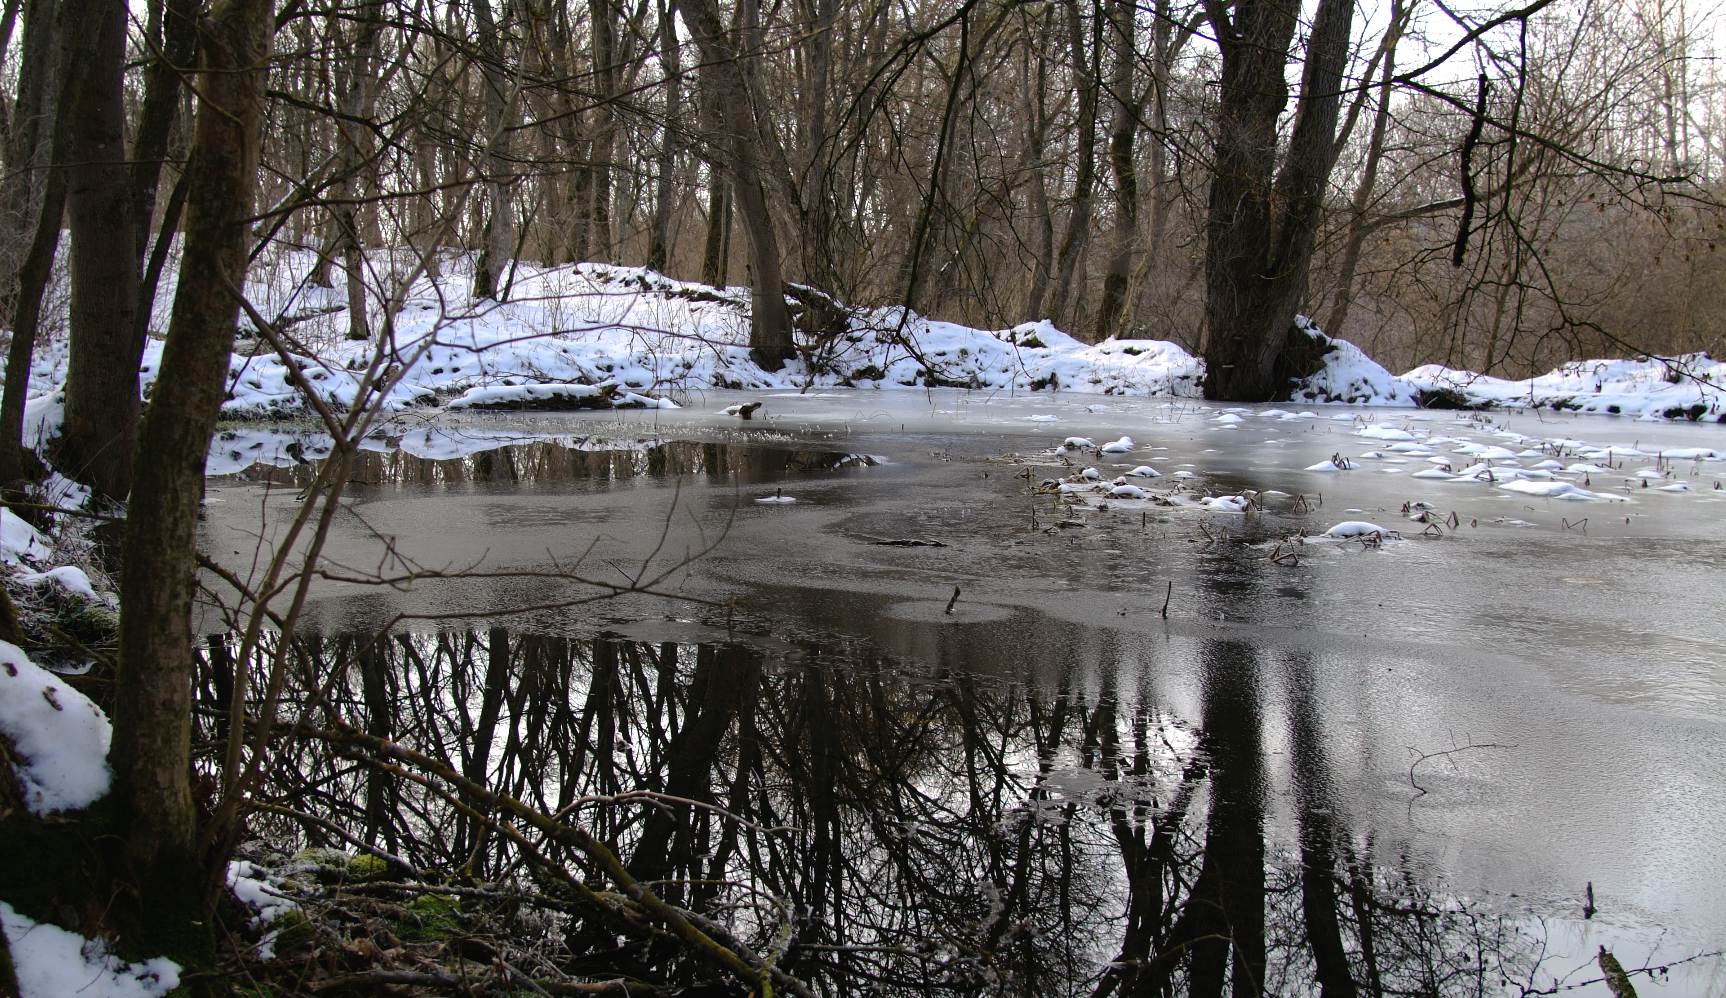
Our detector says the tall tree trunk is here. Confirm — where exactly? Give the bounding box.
[567,130,596,262]
[1021,41,1055,320]
[110,0,273,953]
[697,69,730,287]
[0,175,64,486]
[589,0,617,260]
[796,0,837,289]
[330,1,386,340]
[129,0,200,351]
[414,135,443,278]
[674,0,793,368]
[1044,0,1102,332]
[1095,0,1141,340]
[56,0,138,501]
[0,0,94,486]
[1323,0,1406,340]
[701,169,730,286]
[647,0,680,273]
[1201,0,1353,401]
[471,0,517,300]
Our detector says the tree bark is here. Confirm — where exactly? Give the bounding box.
[1021,34,1055,320]
[698,70,730,287]
[471,0,518,301]
[111,0,274,950]
[589,0,617,260]
[129,0,200,351]
[647,0,680,273]
[1201,0,1353,401]
[59,0,140,501]
[0,0,96,486]
[674,0,794,368]
[795,0,838,290]
[1044,0,1102,332]
[1095,0,1141,340]
[702,171,730,287]
[1323,0,1406,341]
[332,0,386,340]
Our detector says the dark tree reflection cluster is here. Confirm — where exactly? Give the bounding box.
[199,627,1559,994]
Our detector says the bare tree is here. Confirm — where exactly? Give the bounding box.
[58,0,140,501]
[674,0,794,367]
[1200,0,1354,401]
[110,0,275,952]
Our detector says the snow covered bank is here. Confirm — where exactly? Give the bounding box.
[1406,353,1725,420]
[7,250,1723,424]
[2,253,1381,424]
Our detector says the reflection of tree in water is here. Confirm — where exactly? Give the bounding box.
[234,438,876,489]
[205,628,1557,994]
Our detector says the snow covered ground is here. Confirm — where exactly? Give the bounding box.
[6,249,1722,425]
[0,903,180,998]
[1405,353,1726,420]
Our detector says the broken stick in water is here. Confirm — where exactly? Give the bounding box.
[1161,581,1172,619]
[944,586,960,616]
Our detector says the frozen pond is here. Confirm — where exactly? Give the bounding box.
[199,390,1726,994]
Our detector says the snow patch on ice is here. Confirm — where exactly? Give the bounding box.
[1322,520,1397,539]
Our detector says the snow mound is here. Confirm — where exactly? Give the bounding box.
[1286,317,1419,406]
[1497,480,1612,501]
[1,902,179,998]
[1403,353,1726,420]
[14,566,98,599]
[1322,520,1398,539]
[1,509,50,564]
[0,642,111,814]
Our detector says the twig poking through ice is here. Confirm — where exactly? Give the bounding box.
[1407,738,1516,799]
